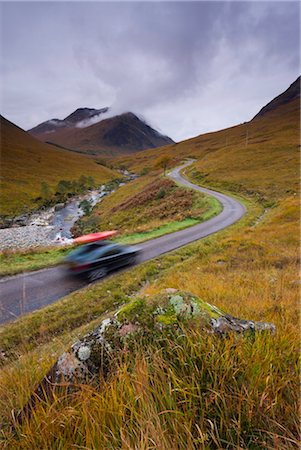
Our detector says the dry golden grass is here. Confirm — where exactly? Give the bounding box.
[0,95,299,448]
[0,116,119,217]
[0,194,299,448]
[113,99,300,203]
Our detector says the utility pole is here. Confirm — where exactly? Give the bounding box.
[245,128,249,147]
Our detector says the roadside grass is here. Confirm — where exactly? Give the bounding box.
[117,218,199,244]
[117,195,221,245]
[72,176,215,237]
[0,176,221,276]
[0,246,73,277]
[0,195,299,449]
[0,99,299,448]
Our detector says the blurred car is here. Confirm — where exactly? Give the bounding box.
[65,240,141,281]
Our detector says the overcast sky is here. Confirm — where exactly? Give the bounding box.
[0,1,300,141]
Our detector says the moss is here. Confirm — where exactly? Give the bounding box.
[156,314,177,325]
[117,298,147,322]
[116,291,223,333]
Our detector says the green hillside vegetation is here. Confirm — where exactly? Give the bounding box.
[0,116,119,217]
[0,82,299,448]
[72,175,221,240]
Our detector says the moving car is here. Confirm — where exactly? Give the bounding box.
[65,240,141,281]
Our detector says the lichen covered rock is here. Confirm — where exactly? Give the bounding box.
[49,290,276,383]
[17,290,275,423]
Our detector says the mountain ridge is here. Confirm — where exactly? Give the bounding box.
[29,108,174,156]
[252,76,300,120]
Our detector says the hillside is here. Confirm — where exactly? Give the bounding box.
[114,77,300,203]
[29,109,174,156]
[0,79,299,448]
[253,76,300,119]
[0,116,119,218]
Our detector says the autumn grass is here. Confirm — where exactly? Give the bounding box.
[0,191,299,448]
[0,116,119,217]
[0,98,299,448]
[72,175,218,238]
[1,327,299,450]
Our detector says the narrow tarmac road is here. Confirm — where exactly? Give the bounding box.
[0,161,246,325]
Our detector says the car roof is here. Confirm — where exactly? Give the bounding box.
[84,241,121,252]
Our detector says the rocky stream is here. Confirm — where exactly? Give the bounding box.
[0,173,133,252]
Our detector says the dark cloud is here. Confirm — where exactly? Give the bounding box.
[0,1,299,141]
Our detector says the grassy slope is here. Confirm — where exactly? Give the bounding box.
[72,175,221,238]
[0,95,299,448]
[0,116,119,217]
[113,98,300,203]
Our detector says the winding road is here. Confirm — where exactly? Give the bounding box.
[0,161,246,325]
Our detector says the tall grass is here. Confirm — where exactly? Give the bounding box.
[0,96,299,448]
[1,326,299,449]
[0,194,299,448]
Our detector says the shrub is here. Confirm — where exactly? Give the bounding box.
[155,187,166,199]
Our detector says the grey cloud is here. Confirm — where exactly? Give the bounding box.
[0,1,299,141]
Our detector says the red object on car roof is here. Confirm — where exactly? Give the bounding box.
[74,231,118,244]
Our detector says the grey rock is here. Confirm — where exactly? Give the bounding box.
[54,203,65,211]
[16,290,275,425]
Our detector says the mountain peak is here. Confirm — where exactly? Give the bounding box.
[28,108,174,156]
[64,107,109,124]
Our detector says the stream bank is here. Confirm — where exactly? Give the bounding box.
[0,172,136,251]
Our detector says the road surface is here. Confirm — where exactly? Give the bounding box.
[0,161,246,325]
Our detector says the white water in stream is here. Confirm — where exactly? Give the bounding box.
[0,187,110,250]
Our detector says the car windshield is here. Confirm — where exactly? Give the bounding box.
[67,241,113,260]
[70,241,110,255]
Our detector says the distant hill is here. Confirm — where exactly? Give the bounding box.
[252,76,300,120]
[0,116,118,217]
[114,77,300,202]
[29,109,174,156]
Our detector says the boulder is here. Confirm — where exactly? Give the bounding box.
[54,203,65,211]
[16,290,275,424]
[13,215,29,226]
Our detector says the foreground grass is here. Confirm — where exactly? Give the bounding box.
[0,193,299,448]
[1,328,299,449]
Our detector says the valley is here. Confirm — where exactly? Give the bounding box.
[0,77,299,448]
[0,162,245,324]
